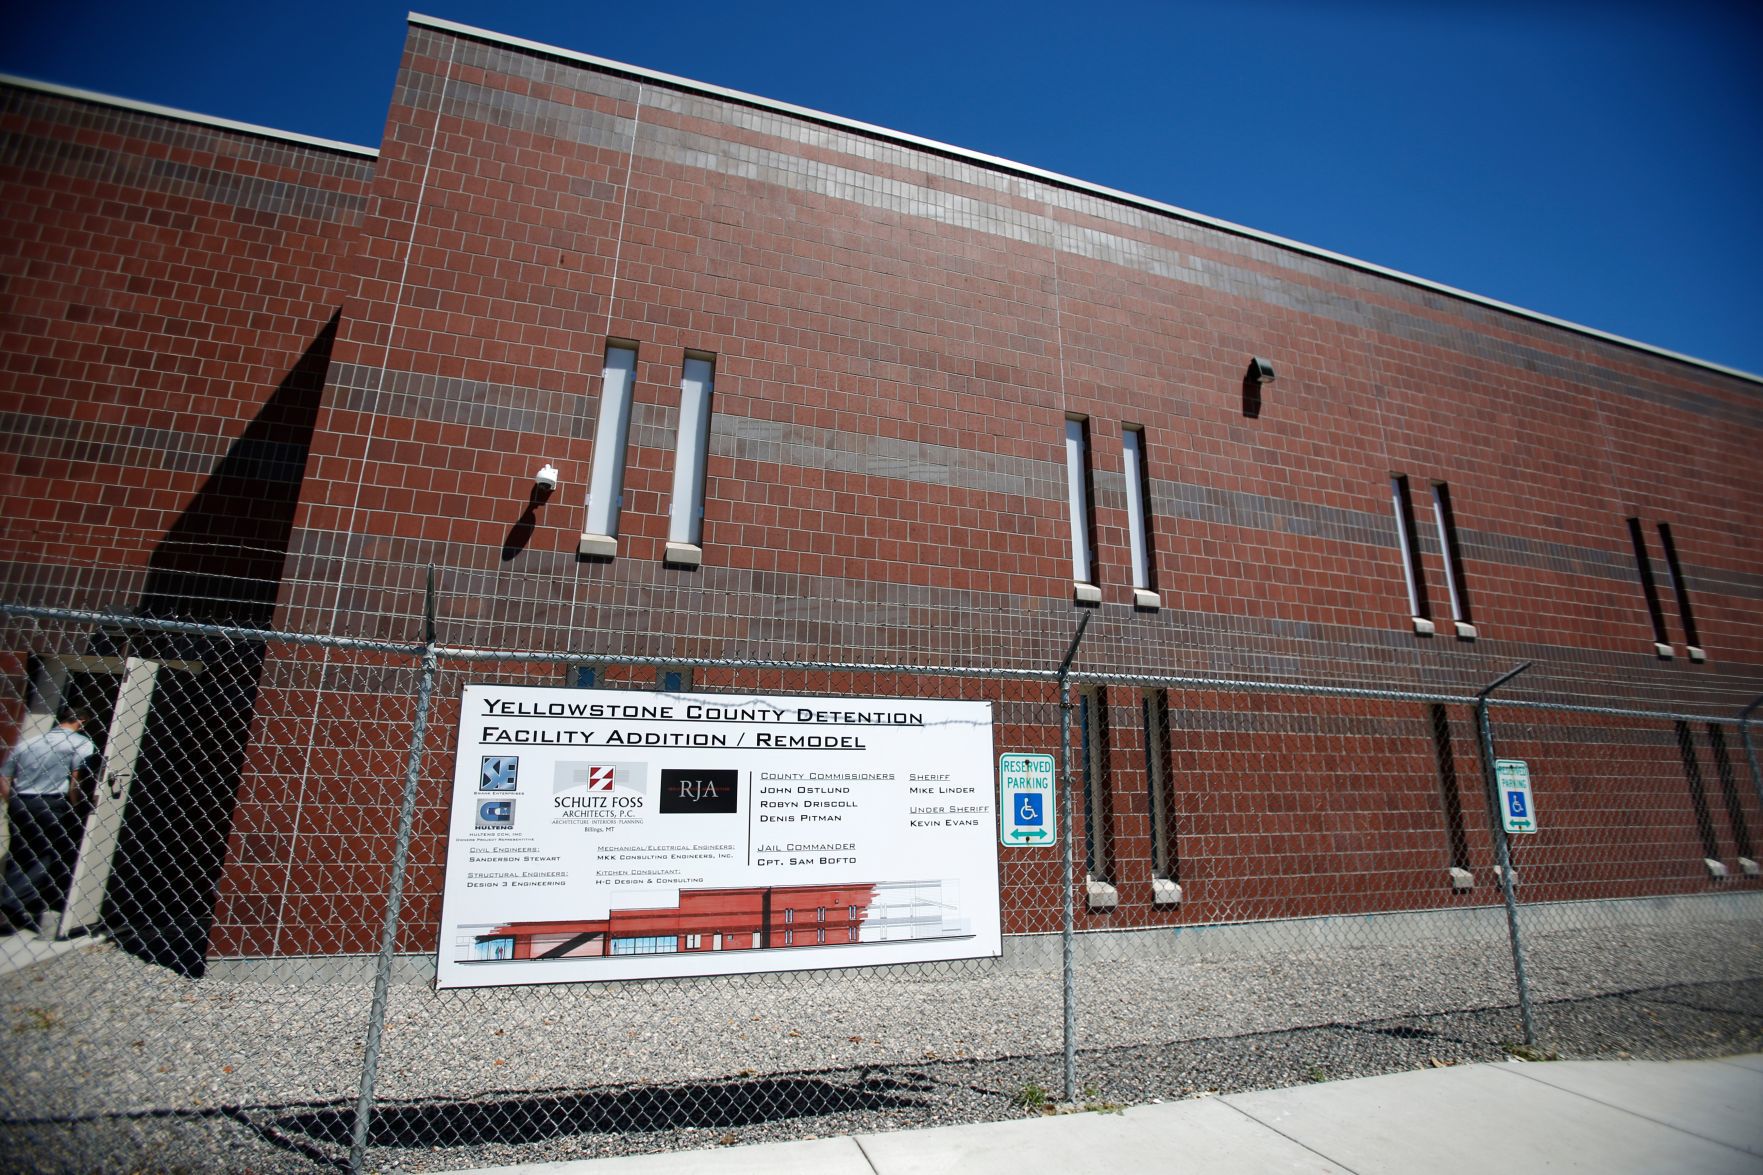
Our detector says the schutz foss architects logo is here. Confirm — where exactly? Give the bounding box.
[553,761,648,820]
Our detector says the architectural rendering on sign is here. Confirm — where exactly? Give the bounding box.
[0,12,1757,977]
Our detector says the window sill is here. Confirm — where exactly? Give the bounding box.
[578,532,618,559]
[1073,581,1101,605]
[1705,858,1729,880]
[1084,878,1118,910]
[1688,645,1707,663]
[664,542,703,568]
[1448,867,1474,891]
[1151,877,1182,905]
[1740,857,1760,878]
[1133,589,1161,611]
[1454,621,1478,640]
[1655,642,1676,660]
[1411,616,1435,636]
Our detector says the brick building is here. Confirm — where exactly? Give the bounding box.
[2,15,1759,973]
[468,880,953,964]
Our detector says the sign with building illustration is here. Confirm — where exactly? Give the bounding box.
[436,685,1000,988]
[1496,758,1538,834]
[998,752,1057,847]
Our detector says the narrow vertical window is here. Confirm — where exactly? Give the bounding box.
[581,343,636,557]
[1079,687,1114,892]
[1390,476,1431,632]
[1431,482,1474,636]
[1065,417,1100,603]
[1673,721,1723,867]
[666,352,715,565]
[1706,725,1754,865]
[1429,704,1471,884]
[1122,426,1159,608]
[1626,518,1671,654]
[1143,690,1180,903]
[1656,523,1702,655]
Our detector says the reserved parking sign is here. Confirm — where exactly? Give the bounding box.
[1496,759,1537,834]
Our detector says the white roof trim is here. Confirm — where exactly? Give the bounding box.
[408,12,1758,386]
[0,72,379,159]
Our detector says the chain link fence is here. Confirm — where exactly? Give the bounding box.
[1,600,1759,1173]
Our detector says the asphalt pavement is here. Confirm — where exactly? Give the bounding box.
[455,1053,1763,1174]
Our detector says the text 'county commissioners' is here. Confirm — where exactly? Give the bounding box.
[436,685,1000,988]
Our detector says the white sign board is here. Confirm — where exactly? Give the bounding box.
[1496,758,1537,834]
[436,686,1000,988]
[999,753,1056,847]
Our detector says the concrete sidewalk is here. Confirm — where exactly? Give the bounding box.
[459,1055,1763,1175]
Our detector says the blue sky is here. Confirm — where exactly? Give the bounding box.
[7,1,1761,376]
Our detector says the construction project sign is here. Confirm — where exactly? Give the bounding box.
[436,685,1000,987]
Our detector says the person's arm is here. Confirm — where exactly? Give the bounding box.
[67,743,97,807]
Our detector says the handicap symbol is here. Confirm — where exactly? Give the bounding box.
[1508,791,1528,818]
[1016,793,1043,826]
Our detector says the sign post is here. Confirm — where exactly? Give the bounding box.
[1496,758,1537,834]
[999,752,1057,847]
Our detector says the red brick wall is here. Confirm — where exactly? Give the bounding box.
[0,82,374,623]
[4,18,1760,961]
[229,22,1761,954]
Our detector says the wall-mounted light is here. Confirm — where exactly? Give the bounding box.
[534,463,560,492]
[1242,357,1276,419]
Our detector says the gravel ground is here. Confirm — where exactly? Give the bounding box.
[3,907,1760,1174]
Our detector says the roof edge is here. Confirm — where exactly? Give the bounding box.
[0,72,380,159]
[408,12,1760,387]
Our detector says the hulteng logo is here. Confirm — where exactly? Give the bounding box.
[477,798,515,829]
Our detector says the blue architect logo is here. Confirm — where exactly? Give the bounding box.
[481,755,520,791]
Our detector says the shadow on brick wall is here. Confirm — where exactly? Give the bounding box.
[101,313,338,976]
[139,310,338,628]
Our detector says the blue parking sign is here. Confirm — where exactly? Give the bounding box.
[999,753,1057,846]
[1496,759,1537,834]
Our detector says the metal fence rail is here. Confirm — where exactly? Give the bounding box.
[1,600,1760,1173]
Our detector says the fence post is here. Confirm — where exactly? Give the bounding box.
[1739,694,1763,810]
[350,567,441,1173]
[1056,612,1090,1102]
[1473,661,1535,1046]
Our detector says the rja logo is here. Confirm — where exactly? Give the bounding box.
[659,768,739,814]
[674,777,721,801]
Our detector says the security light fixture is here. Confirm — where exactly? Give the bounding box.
[534,463,559,491]
[1246,357,1276,384]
